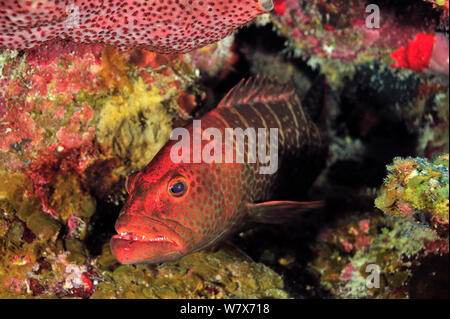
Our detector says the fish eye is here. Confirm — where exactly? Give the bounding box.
[168,176,188,197]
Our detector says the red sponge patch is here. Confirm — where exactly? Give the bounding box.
[391,32,435,72]
[273,0,286,16]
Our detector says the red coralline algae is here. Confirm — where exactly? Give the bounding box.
[424,239,449,255]
[340,263,358,281]
[69,271,97,298]
[269,0,439,67]
[391,32,449,75]
[28,143,98,217]
[29,278,45,296]
[354,235,372,250]
[25,40,103,66]
[0,0,273,53]
[1,37,201,224]
[358,219,370,234]
[0,96,5,118]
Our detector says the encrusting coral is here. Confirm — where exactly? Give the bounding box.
[375,154,449,232]
[311,154,448,298]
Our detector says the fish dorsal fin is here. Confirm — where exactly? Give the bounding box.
[217,75,297,108]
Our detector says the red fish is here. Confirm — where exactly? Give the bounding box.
[0,0,274,53]
[110,77,327,264]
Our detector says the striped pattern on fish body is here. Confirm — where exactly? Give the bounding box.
[110,77,327,264]
[187,77,325,231]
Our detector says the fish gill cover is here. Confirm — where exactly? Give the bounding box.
[0,0,448,300]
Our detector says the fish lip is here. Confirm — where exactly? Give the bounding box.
[112,217,183,250]
[111,232,179,247]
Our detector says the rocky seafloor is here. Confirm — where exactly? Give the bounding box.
[0,0,448,299]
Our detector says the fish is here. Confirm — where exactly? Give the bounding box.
[110,77,328,264]
[0,0,274,53]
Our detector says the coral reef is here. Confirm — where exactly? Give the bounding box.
[310,154,448,298]
[311,211,448,298]
[96,77,173,175]
[0,206,288,300]
[340,61,449,159]
[391,32,449,75]
[423,0,449,29]
[187,35,238,80]
[91,245,288,299]
[250,1,450,162]
[375,154,449,232]
[259,0,448,90]
[0,0,448,300]
[0,39,198,193]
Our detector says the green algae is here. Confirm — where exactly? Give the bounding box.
[375,154,449,230]
[26,211,61,242]
[64,238,89,265]
[311,155,448,298]
[90,245,289,299]
[1,177,289,299]
[311,211,443,298]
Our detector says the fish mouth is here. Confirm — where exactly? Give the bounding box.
[110,214,186,264]
[112,231,180,247]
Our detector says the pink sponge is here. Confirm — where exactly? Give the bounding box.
[429,33,449,75]
[0,0,272,53]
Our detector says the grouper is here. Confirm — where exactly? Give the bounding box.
[110,77,328,264]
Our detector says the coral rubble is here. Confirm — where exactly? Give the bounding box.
[311,211,447,298]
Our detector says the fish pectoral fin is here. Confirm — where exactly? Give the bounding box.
[246,200,324,224]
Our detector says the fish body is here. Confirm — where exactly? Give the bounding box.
[110,77,327,264]
[0,0,273,52]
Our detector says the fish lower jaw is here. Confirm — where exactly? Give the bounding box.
[114,232,175,244]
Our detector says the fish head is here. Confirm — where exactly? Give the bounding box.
[110,148,229,264]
